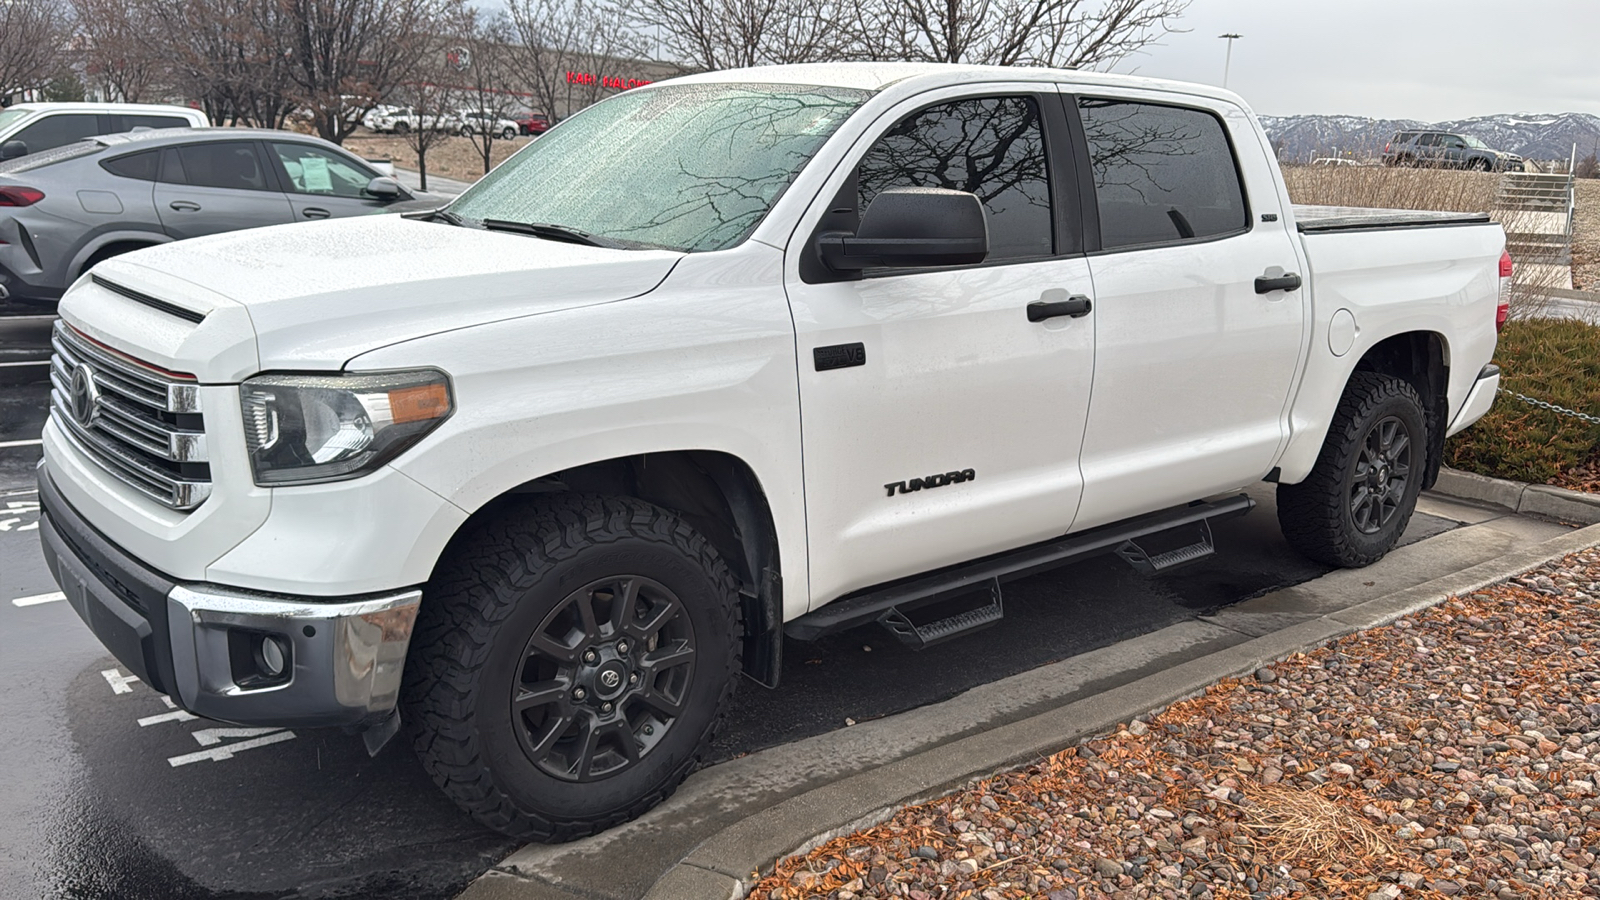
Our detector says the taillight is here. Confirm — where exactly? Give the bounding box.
[1496,249,1512,332]
[1384,142,1391,153]
[0,186,44,207]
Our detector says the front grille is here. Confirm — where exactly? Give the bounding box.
[49,321,212,511]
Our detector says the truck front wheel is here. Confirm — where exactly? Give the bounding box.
[1277,372,1427,568]
[405,494,742,840]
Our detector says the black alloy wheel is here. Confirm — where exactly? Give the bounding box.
[1348,414,1411,535]
[512,575,695,782]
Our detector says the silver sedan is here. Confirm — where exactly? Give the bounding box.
[0,128,444,308]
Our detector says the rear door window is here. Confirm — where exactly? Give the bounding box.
[163,142,272,191]
[857,96,1053,262]
[116,114,190,132]
[8,113,104,155]
[1077,98,1248,250]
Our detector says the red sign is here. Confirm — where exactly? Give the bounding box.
[566,71,652,90]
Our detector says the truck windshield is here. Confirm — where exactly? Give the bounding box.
[446,83,869,252]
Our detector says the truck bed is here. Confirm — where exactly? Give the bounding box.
[1293,204,1492,233]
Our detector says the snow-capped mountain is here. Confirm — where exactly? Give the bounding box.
[1260,112,1600,162]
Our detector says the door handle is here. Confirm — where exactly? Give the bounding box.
[1027,295,1092,322]
[302,208,331,219]
[1254,272,1302,294]
[168,200,201,212]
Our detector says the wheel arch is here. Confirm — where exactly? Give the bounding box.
[1350,330,1450,489]
[68,233,170,282]
[436,450,786,688]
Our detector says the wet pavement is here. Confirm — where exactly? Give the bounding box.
[0,316,1458,900]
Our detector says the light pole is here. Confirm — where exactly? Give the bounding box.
[1218,33,1243,89]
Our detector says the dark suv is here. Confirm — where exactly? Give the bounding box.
[1383,131,1524,172]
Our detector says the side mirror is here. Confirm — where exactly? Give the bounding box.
[1,141,28,160]
[818,187,988,271]
[365,176,404,200]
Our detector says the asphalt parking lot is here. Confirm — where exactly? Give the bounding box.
[0,312,1463,900]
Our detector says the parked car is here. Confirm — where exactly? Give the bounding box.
[1383,131,1524,172]
[0,102,207,160]
[39,64,1506,842]
[361,104,404,132]
[368,107,460,135]
[0,128,441,307]
[458,109,520,140]
[515,112,552,136]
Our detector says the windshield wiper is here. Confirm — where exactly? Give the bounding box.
[481,218,621,249]
[431,208,466,226]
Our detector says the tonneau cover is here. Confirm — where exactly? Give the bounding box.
[1293,204,1492,233]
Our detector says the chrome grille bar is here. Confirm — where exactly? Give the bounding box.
[49,320,212,511]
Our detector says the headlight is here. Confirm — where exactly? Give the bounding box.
[240,369,452,486]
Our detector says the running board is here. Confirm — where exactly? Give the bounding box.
[785,494,1254,645]
[1116,519,1216,574]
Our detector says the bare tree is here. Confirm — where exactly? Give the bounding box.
[278,0,462,145]
[850,0,1188,68]
[70,0,166,102]
[629,0,841,70]
[398,46,462,191]
[1,0,65,102]
[505,0,648,122]
[152,0,297,127]
[457,10,518,175]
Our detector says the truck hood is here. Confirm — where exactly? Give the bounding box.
[84,215,683,379]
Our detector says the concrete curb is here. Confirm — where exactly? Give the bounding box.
[641,521,1600,900]
[1431,467,1600,525]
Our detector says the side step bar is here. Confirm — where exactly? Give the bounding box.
[785,494,1254,647]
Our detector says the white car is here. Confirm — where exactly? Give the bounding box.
[367,107,460,135]
[457,109,521,140]
[0,101,208,160]
[38,63,1506,842]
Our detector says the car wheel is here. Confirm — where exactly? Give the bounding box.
[1470,158,1491,172]
[501,126,517,140]
[394,121,410,135]
[1276,372,1427,568]
[405,494,742,841]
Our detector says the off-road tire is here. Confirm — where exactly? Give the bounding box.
[404,494,742,841]
[1277,372,1427,568]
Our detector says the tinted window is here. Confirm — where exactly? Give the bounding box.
[118,114,188,132]
[10,114,102,155]
[857,96,1052,261]
[1415,134,1440,147]
[101,150,158,180]
[1078,98,1248,250]
[165,143,269,191]
[270,141,374,198]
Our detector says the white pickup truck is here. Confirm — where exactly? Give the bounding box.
[37,63,1507,840]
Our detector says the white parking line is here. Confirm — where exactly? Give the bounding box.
[168,730,296,767]
[138,709,199,726]
[101,668,141,694]
[0,438,42,449]
[12,592,64,607]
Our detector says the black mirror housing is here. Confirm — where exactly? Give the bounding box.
[1,141,28,161]
[819,187,988,271]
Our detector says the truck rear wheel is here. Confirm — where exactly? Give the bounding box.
[405,494,741,841]
[1277,372,1427,568]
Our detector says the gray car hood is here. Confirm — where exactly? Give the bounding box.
[87,215,682,378]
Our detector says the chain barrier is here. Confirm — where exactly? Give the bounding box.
[1503,389,1600,425]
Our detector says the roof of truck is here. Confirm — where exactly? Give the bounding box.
[657,62,1251,108]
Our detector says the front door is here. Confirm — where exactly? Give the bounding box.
[785,89,1097,607]
[1069,91,1308,530]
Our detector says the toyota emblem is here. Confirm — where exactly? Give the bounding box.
[599,670,621,689]
[69,364,101,427]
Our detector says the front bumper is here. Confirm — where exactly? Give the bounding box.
[38,470,420,728]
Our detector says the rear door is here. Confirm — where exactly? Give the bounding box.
[785,86,1097,606]
[264,140,391,221]
[153,141,295,239]
[1067,90,1307,530]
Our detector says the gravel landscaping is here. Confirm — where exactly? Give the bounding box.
[751,551,1600,900]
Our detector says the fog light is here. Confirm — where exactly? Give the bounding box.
[258,635,288,677]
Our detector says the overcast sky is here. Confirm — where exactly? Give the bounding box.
[1112,0,1600,122]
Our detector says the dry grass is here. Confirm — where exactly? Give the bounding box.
[1281,164,1501,214]
[341,132,528,185]
[1239,785,1401,869]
